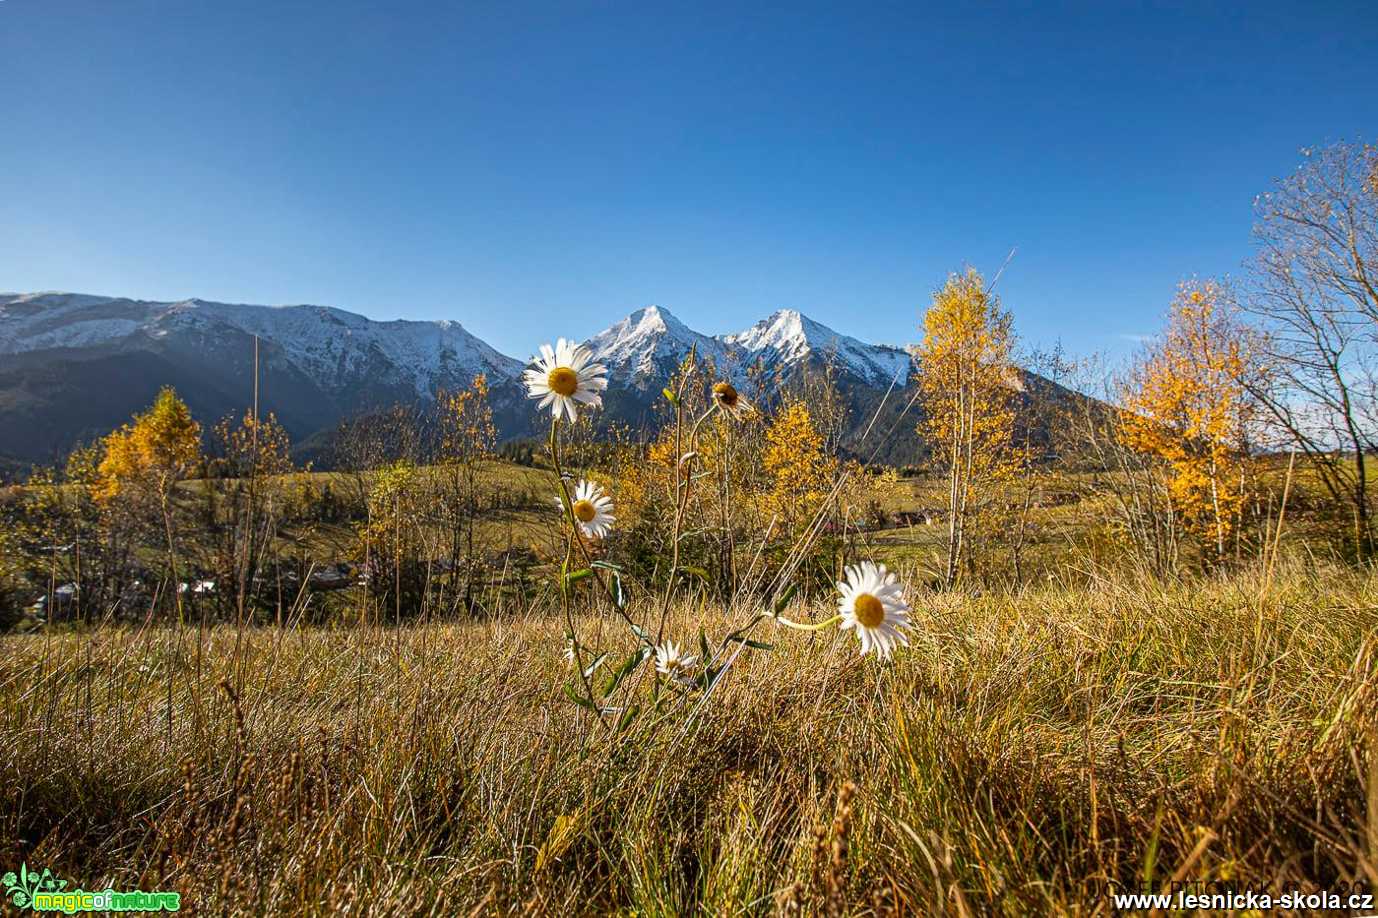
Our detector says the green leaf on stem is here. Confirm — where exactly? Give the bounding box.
[582,652,608,679]
[772,583,799,616]
[563,684,596,710]
[592,561,627,607]
[602,647,649,697]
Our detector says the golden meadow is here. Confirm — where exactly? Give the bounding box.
[2,141,1377,915]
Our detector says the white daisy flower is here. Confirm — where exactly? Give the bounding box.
[654,640,699,684]
[559,479,615,540]
[837,561,912,660]
[523,338,608,423]
[711,381,752,418]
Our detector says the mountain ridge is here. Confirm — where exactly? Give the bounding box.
[0,290,959,468]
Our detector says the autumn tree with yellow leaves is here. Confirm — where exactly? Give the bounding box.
[1120,281,1261,563]
[95,387,202,505]
[916,269,1022,587]
[95,387,202,614]
[762,399,838,540]
[359,459,429,623]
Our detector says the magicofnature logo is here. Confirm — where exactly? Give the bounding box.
[2,863,180,913]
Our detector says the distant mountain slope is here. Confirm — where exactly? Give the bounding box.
[0,292,531,464]
[0,290,1081,470]
[0,292,523,395]
[584,306,736,387]
[720,309,912,389]
[576,305,918,437]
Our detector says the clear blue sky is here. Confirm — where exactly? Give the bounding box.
[2,1,1374,362]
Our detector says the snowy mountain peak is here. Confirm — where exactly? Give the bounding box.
[622,305,688,336]
[580,303,913,390]
[723,309,819,361]
[721,309,912,386]
[584,305,734,384]
[768,307,805,326]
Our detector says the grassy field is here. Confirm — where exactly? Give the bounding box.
[262,455,1326,585]
[238,460,561,565]
[153,459,1199,601]
[2,560,1376,915]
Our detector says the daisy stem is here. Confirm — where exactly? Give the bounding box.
[655,398,719,644]
[560,540,601,723]
[773,613,843,632]
[548,423,612,734]
[548,418,648,646]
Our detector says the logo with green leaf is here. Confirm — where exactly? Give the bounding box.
[2,863,68,909]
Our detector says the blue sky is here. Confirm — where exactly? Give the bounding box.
[2,1,1375,362]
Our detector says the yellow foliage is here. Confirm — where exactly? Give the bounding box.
[617,424,714,526]
[1120,280,1256,558]
[214,410,293,478]
[917,269,1018,474]
[915,269,1022,582]
[761,400,836,531]
[440,374,497,462]
[94,387,202,504]
[359,460,424,553]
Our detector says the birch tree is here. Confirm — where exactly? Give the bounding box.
[916,269,1020,586]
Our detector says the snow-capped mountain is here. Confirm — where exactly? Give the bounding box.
[0,292,523,397]
[576,304,915,432]
[582,306,913,390]
[720,309,912,388]
[0,289,978,467]
[582,306,737,388]
[0,292,532,463]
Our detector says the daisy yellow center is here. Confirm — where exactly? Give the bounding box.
[853,593,885,628]
[713,381,739,408]
[572,499,597,523]
[547,366,579,397]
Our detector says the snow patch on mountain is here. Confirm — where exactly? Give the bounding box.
[584,306,738,384]
[161,299,524,397]
[10,318,145,350]
[721,309,912,386]
[0,293,524,398]
[1,293,916,410]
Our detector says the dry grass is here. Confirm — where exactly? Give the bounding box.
[2,561,1377,915]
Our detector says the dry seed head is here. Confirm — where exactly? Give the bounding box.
[713,381,740,408]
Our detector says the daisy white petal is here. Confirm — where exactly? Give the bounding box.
[836,560,913,660]
[564,478,616,539]
[654,640,700,685]
[525,339,609,422]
